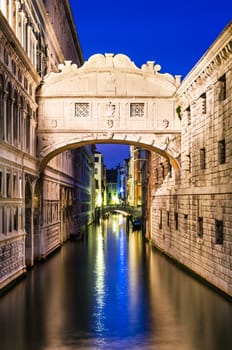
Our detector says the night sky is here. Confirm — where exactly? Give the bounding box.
[69,0,232,168]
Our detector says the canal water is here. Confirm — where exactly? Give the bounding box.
[0,213,232,350]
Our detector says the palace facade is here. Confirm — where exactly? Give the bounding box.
[0,0,94,292]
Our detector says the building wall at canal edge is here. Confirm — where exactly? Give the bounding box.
[149,22,232,298]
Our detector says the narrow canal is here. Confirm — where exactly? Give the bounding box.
[0,213,232,350]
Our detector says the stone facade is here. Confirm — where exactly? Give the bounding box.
[0,0,93,293]
[149,22,232,297]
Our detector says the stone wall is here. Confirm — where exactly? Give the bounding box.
[0,235,26,290]
[150,22,232,298]
[0,0,84,292]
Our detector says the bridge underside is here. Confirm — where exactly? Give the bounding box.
[38,132,181,171]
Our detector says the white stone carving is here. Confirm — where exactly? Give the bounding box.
[38,53,181,164]
[106,102,116,117]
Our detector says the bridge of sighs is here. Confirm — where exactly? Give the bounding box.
[37,53,181,170]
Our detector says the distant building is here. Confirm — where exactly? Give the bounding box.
[106,168,119,204]
[117,159,129,203]
[94,151,105,207]
[127,146,149,207]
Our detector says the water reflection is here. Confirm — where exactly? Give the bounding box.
[0,213,232,350]
[93,224,106,346]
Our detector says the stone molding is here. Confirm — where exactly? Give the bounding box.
[41,53,181,97]
[177,22,232,102]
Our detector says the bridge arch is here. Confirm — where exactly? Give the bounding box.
[37,53,181,172]
[39,138,180,172]
[100,204,141,217]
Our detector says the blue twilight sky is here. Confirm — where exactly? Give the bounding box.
[69,0,232,168]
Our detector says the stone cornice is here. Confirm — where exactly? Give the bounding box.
[177,21,232,98]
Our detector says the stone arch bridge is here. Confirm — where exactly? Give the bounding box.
[37,53,181,170]
[99,204,142,218]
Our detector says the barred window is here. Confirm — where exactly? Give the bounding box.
[198,217,203,237]
[175,212,178,230]
[184,214,188,232]
[159,209,162,230]
[215,220,223,244]
[218,74,226,101]
[200,148,206,169]
[185,106,191,125]
[200,93,206,114]
[218,139,225,164]
[75,103,89,118]
[130,103,144,117]
[167,211,170,227]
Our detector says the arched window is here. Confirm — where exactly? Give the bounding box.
[18,96,24,149]
[0,75,4,140]
[13,90,19,147]
[25,104,31,153]
[6,82,12,143]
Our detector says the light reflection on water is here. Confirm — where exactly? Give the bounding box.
[0,213,232,350]
[93,225,106,342]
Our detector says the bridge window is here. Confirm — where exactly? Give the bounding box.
[75,103,89,118]
[215,220,223,244]
[130,103,144,117]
